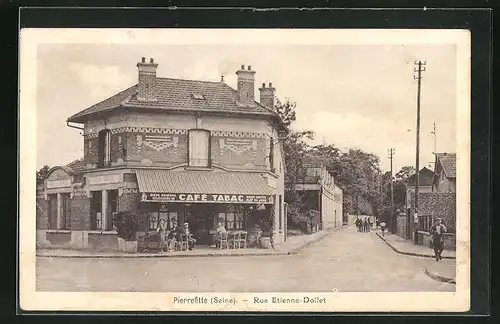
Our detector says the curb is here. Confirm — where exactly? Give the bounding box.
[36,228,341,259]
[424,269,456,285]
[374,232,456,260]
[36,251,289,259]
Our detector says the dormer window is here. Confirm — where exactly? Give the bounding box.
[192,94,206,100]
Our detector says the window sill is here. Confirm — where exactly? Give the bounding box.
[87,230,118,235]
[46,230,71,234]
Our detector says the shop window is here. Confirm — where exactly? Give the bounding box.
[107,190,118,230]
[148,212,158,231]
[148,211,178,231]
[47,194,58,229]
[216,205,245,230]
[188,129,210,167]
[60,193,71,230]
[98,129,111,168]
[90,191,102,230]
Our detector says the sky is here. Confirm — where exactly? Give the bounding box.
[36,41,457,173]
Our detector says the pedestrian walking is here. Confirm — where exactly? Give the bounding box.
[355,218,361,232]
[430,217,447,261]
[380,221,386,236]
[363,218,368,232]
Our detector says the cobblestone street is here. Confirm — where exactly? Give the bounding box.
[36,227,455,292]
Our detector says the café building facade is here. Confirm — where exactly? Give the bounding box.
[36,58,287,250]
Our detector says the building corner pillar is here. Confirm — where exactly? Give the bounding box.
[102,190,108,230]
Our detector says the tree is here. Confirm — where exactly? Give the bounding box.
[395,166,415,181]
[309,146,382,217]
[273,98,315,229]
[36,165,50,184]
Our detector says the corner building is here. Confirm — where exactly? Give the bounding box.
[37,58,287,250]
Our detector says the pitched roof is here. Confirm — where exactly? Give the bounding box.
[406,167,435,186]
[436,153,456,178]
[65,158,86,174]
[67,78,278,123]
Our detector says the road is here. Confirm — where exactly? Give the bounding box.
[36,227,455,292]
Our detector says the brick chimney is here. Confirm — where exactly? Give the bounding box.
[136,57,158,101]
[236,64,256,106]
[259,82,276,109]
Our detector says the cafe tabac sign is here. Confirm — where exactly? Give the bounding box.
[141,192,274,204]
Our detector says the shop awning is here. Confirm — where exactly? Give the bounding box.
[135,170,275,204]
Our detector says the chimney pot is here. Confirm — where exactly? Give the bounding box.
[269,82,273,87]
[248,65,251,71]
[241,64,245,70]
[137,57,158,101]
[262,83,266,88]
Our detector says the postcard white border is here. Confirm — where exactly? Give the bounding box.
[19,28,471,312]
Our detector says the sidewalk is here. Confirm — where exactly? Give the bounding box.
[425,261,456,284]
[36,227,340,259]
[374,231,456,259]
[374,230,456,284]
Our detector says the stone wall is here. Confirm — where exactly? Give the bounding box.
[408,192,456,232]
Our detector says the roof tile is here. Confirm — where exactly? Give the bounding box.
[436,153,456,178]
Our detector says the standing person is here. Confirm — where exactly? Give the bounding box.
[156,219,167,253]
[355,218,360,232]
[380,221,387,236]
[363,218,368,233]
[430,217,447,261]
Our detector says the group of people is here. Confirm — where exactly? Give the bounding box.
[156,219,196,253]
[355,217,372,232]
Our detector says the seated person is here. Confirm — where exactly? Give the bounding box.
[183,222,197,251]
[215,222,227,248]
[166,220,179,252]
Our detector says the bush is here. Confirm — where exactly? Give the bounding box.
[113,211,141,241]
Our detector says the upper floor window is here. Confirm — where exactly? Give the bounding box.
[269,138,275,172]
[188,129,210,167]
[98,129,111,168]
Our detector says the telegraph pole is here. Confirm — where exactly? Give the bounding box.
[413,60,426,244]
[388,148,395,234]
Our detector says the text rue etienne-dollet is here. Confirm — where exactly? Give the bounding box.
[173,296,327,305]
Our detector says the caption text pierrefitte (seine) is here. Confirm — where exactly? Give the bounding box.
[172,296,329,305]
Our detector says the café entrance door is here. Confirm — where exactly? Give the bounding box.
[185,204,216,245]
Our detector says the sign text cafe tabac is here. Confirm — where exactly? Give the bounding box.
[141,192,274,204]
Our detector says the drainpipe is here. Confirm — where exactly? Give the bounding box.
[67,121,84,131]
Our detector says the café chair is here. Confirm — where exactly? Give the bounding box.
[238,231,248,249]
[178,234,189,251]
[218,231,229,250]
[228,231,237,249]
